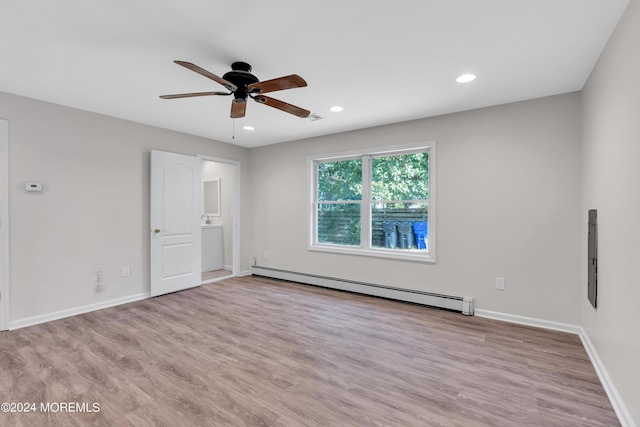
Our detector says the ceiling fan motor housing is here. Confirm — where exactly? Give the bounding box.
[223,62,259,102]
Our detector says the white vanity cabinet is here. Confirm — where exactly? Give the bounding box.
[201,224,223,272]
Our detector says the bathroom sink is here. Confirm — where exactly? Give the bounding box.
[201,223,222,228]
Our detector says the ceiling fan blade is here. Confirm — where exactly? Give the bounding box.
[247,74,307,94]
[174,60,238,91]
[230,99,246,119]
[159,91,231,99]
[253,95,310,118]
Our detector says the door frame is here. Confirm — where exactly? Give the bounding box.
[1,119,9,331]
[198,154,241,277]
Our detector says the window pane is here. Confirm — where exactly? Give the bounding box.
[310,143,435,261]
[371,203,428,250]
[371,153,428,201]
[317,159,362,201]
[317,203,361,246]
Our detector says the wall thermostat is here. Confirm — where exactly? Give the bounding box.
[25,182,43,192]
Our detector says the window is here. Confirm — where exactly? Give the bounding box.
[309,141,436,262]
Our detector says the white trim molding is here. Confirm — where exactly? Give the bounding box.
[578,329,636,427]
[476,309,635,427]
[474,309,582,334]
[9,292,150,331]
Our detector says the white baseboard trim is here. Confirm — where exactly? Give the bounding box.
[474,309,582,334]
[475,309,634,427]
[8,292,150,331]
[238,269,252,277]
[578,327,636,427]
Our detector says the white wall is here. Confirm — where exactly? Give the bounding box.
[581,0,640,424]
[202,160,235,267]
[250,93,582,324]
[0,119,8,330]
[0,91,252,323]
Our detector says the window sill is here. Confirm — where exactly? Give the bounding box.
[308,244,436,263]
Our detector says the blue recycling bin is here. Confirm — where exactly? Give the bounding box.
[397,222,415,249]
[382,221,398,248]
[412,221,428,249]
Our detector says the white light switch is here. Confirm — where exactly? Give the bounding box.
[496,277,505,290]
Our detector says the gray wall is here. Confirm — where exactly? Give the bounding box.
[581,0,640,423]
[249,93,582,324]
[0,91,252,321]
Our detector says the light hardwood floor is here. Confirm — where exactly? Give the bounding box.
[0,276,619,426]
[202,269,233,282]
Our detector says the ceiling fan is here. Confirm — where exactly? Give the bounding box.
[160,61,310,119]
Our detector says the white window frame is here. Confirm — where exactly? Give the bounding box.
[308,141,436,263]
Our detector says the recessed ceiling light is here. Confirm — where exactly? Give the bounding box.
[242,125,255,131]
[456,73,477,83]
[329,105,344,112]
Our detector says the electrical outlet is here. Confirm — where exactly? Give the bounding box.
[95,271,103,283]
[496,277,505,290]
[122,266,131,277]
[263,251,269,260]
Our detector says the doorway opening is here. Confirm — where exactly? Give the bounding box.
[199,155,240,284]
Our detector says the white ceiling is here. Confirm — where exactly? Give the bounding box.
[0,0,629,148]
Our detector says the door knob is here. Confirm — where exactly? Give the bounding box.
[153,228,161,234]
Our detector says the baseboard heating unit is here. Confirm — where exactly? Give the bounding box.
[250,266,474,315]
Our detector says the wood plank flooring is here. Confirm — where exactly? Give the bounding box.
[0,276,619,426]
[202,269,232,282]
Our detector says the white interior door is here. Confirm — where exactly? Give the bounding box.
[150,150,201,297]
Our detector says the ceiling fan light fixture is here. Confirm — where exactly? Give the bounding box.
[329,105,344,112]
[243,125,255,131]
[456,73,477,83]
